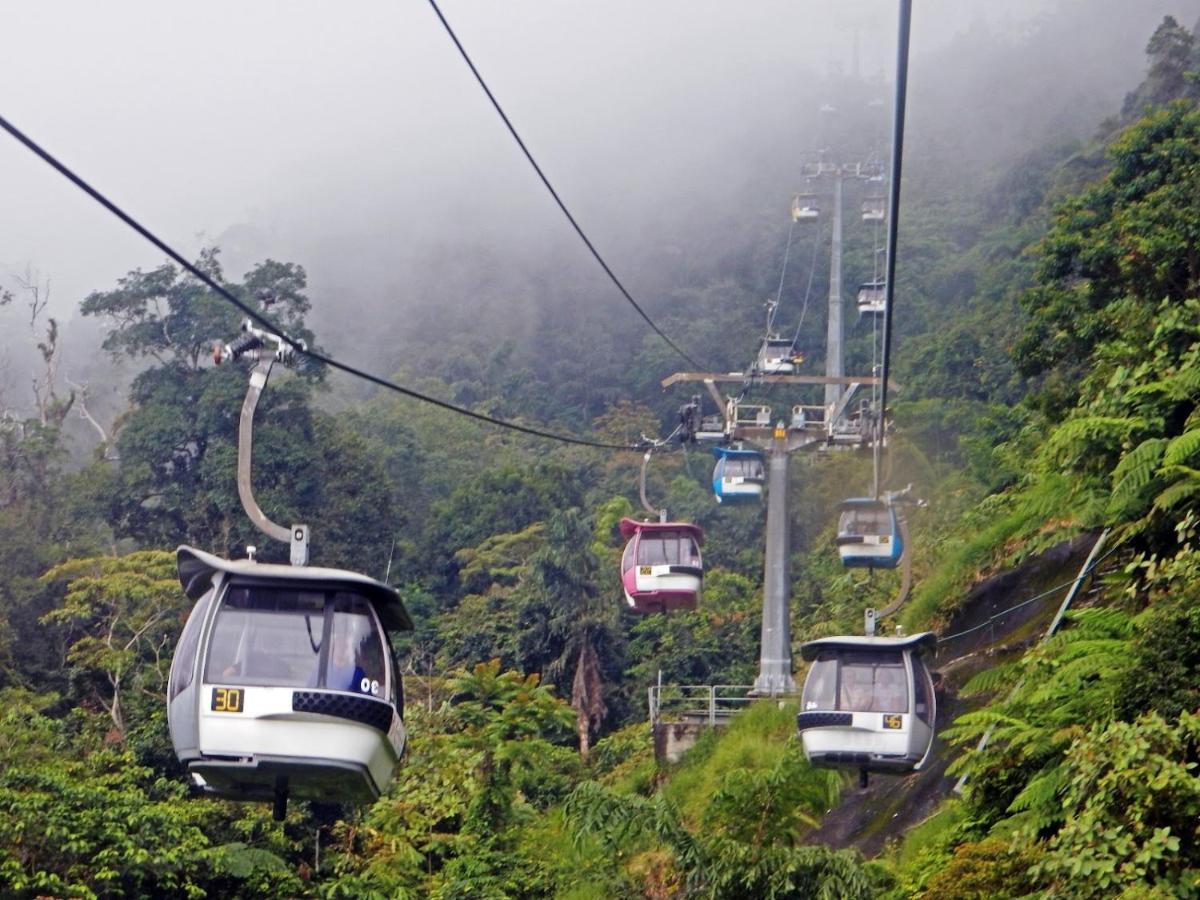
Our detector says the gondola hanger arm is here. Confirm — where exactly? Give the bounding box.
[220,321,310,566]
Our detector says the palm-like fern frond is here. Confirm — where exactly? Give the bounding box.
[1163,428,1200,467]
[1108,437,1166,510]
[1044,415,1148,464]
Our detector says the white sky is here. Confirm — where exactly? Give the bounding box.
[0,0,1195,339]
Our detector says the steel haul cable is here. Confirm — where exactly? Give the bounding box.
[425,0,704,371]
[0,113,640,453]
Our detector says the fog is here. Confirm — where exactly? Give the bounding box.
[1,0,1197,416]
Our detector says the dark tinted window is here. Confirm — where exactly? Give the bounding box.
[912,655,933,725]
[802,654,838,710]
[169,588,212,700]
[838,506,891,538]
[802,649,908,713]
[637,534,701,567]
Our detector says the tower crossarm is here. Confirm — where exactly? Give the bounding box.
[661,372,880,389]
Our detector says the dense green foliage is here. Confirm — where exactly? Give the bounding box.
[3,12,1200,898]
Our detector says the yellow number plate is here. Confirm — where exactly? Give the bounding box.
[211,687,244,713]
[882,713,902,730]
[640,565,653,575]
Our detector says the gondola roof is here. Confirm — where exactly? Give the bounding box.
[176,545,413,631]
[712,446,763,460]
[838,497,890,510]
[799,632,936,661]
[618,518,704,544]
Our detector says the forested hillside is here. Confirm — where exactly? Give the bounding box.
[3,9,1200,899]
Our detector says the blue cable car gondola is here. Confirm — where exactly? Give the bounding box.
[711,446,765,504]
[836,498,902,569]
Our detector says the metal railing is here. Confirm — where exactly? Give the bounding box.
[648,684,795,727]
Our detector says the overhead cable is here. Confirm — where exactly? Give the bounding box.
[790,214,823,345]
[424,0,704,371]
[936,540,1122,645]
[0,112,639,453]
[878,0,912,417]
[768,217,797,335]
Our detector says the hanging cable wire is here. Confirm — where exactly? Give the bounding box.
[767,217,797,335]
[789,214,823,345]
[0,112,644,453]
[424,0,704,371]
[878,0,912,418]
[937,541,1122,645]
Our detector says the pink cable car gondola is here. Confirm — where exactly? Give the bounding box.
[618,518,704,614]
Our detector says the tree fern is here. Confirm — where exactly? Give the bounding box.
[960,663,1021,697]
[1043,415,1148,465]
[1003,766,1070,836]
[944,607,1135,832]
[1152,467,1200,511]
[1163,428,1200,467]
[1108,436,1166,515]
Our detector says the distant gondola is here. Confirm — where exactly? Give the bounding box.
[857,281,886,316]
[836,497,902,568]
[757,336,804,375]
[791,193,819,222]
[618,518,703,613]
[797,632,937,778]
[711,446,765,504]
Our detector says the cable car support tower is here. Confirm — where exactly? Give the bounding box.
[664,0,912,698]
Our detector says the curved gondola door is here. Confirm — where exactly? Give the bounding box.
[167,546,413,812]
[796,633,937,774]
[712,446,765,504]
[836,498,902,569]
[618,518,703,614]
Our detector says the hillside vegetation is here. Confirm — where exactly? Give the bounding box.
[3,13,1200,899]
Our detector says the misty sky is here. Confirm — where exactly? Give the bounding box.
[2,0,1198,397]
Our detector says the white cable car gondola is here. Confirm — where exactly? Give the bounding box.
[856,280,886,316]
[711,446,765,503]
[619,518,703,614]
[168,546,413,817]
[167,323,413,819]
[797,632,937,781]
[791,193,819,222]
[837,497,902,568]
[757,336,804,374]
[861,196,885,222]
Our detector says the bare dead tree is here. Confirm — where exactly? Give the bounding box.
[65,376,119,460]
[13,269,74,427]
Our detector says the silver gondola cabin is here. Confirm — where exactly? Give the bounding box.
[796,632,937,778]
